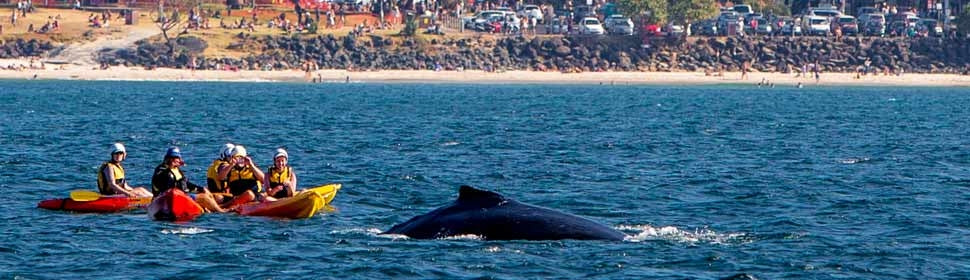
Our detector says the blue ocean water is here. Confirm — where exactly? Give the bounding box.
[1,80,969,279]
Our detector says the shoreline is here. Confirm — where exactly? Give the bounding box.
[2,61,969,87]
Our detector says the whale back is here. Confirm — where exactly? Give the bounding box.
[384,186,626,241]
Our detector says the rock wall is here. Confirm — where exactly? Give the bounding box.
[100,34,970,74]
[0,39,58,58]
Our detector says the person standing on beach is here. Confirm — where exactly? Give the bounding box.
[740,60,750,80]
[813,60,821,83]
[97,143,152,198]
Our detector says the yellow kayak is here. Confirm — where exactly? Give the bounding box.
[237,184,341,219]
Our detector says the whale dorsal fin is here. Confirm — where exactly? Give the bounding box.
[457,185,506,206]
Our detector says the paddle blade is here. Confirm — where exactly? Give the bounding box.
[70,190,102,202]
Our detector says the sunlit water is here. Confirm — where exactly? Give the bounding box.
[1,81,969,279]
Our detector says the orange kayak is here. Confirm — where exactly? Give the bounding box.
[37,196,146,213]
[147,188,204,222]
[238,184,340,219]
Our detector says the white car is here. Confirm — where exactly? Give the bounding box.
[803,15,830,36]
[579,17,604,35]
[603,14,632,30]
[545,17,569,34]
[518,5,543,23]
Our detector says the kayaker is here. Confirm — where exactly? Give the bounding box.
[263,148,298,201]
[206,143,235,202]
[218,145,265,207]
[97,143,152,198]
[151,146,226,213]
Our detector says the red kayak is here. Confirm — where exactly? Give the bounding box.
[147,188,204,222]
[37,196,144,213]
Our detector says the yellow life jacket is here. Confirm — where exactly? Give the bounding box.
[227,165,262,196]
[206,159,229,192]
[268,166,292,188]
[97,161,126,195]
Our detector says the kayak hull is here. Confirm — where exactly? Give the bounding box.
[238,184,340,219]
[148,188,204,222]
[37,196,135,213]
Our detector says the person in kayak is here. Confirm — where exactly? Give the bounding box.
[218,145,265,207]
[206,143,235,202]
[263,148,298,201]
[152,146,226,213]
[97,143,152,198]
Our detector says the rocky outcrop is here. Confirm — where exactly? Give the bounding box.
[0,39,58,58]
[99,34,970,74]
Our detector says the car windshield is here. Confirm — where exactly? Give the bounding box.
[585,19,599,25]
[525,6,538,10]
[616,21,630,26]
[811,19,826,25]
[813,10,839,17]
[839,18,855,23]
[734,6,751,13]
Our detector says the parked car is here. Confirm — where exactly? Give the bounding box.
[665,24,685,37]
[809,8,842,20]
[464,10,506,30]
[733,4,752,17]
[578,17,605,35]
[919,19,943,36]
[603,14,632,30]
[574,5,595,23]
[755,18,772,35]
[518,4,543,23]
[608,18,634,35]
[696,20,718,36]
[888,20,910,36]
[641,23,662,36]
[545,17,568,34]
[856,6,877,17]
[834,16,859,35]
[803,15,830,36]
[864,21,886,36]
[780,19,802,35]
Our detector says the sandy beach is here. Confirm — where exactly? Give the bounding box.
[2,58,969,86]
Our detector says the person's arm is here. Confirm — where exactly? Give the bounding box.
[247,157,265,182]
[287,168,298,195]
[217,159,234,180]
[103,166,133,197]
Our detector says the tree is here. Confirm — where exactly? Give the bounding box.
[959,4,970,37]
[616,0,667,24]
[669,0,719,24]
[156,0,200,57]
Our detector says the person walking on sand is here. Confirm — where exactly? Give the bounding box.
[740,60,750,80]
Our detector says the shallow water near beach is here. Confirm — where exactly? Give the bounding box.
[1,80,969,279]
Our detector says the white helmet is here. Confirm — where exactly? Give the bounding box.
[220,143,235,159]
[231,145,248,157]
[274,148,288,159]
[111,143,126,154]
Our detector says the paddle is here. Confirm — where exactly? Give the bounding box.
[69,190,152,205]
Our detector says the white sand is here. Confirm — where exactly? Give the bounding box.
[2,59,969,87]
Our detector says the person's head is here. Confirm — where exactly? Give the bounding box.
[110,142,126,162]
[274,148,288,168]
[164,146,183,167]
[220,143,235,160]
[231,145,248,166]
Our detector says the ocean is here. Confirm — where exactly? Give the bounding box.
[1,80,968,279]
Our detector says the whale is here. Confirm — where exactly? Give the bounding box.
[383,185,626,241]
